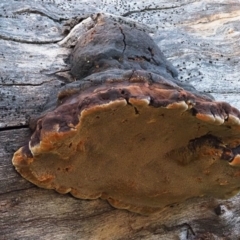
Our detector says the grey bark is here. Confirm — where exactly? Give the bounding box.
[1,0,240,239]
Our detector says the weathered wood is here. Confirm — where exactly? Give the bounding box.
[1,0,240,239]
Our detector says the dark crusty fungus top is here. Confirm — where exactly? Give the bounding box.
[12,14,240,214]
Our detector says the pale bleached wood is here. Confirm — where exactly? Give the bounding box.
[1,0,240,239]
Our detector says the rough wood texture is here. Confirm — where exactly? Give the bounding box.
[1,0,240,239]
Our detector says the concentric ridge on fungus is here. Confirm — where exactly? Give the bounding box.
[12,13,240,214]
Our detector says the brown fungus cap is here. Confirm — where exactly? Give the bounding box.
[12,14,240,214]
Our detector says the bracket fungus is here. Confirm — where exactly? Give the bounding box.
[12,14,240,214]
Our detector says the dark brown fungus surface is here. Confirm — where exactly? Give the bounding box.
[12,14,240,214]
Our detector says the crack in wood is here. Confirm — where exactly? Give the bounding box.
[0,125,29,132]
[0,186,35,196]
[46,69,71,77]
[0,79,65,87]
[0,34,63,44]
[13,8,68,22]
[119,26,126,55]
[121,3,188,17]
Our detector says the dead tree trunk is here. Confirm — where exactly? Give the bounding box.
[1,1,240,239]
